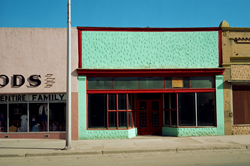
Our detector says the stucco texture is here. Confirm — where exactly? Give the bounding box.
[162,75,224,137]
[78,76,137,140]
[81,31,219,69]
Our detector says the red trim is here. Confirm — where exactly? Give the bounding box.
[77,27,221,32]
[86,76,88,130]
[107,94,109,129]
[77,68,225,77]
[87,89,215,94]
[176,93,179,127]
[126,94,129,129]
[78,30,82,68]
[116,94,118,129]
[218,30,222,66]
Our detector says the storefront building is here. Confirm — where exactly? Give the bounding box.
[0,28,79,139]
[221,21,250,135]
[77,27,225,139]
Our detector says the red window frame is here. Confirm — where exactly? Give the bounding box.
[80,68,224,130]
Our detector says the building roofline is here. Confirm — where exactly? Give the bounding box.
[77,27,221,32]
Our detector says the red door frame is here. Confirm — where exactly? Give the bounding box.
[136,94,163,135]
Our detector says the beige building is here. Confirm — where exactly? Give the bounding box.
[221,21,250,135]
[0,28,79,139]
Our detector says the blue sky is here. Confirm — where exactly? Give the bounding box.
[0,0,249,28]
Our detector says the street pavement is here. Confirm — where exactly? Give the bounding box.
[0,135,250,157]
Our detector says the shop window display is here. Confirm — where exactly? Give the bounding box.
[0,94,66,133]
[9,104,28,132]
[49,103,66,131]
[0,104,7,132]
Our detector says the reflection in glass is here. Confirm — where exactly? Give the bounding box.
[108,112,116,129]
[88,77,113,89]
[0,104,7,132]
[9,104,28,132]
[197,93,215,126]
[140,77,164,89]
[128,112,131,128]
[118,112,127,128]
[165,77,172,89]
[183,77,189,88]
[178,93,195,126]
[190,77,214,88]
[114,77,139,89]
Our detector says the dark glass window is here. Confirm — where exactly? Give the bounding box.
[178,93,195,126]
[108,94,116,110]
[128,94,132,110]
[29,103,49,132]
[88,77,113,89]
[114,77,139,89]
[164,94,169,109]
[118,94,126,110]
[9,104,28,132]
[140,77,164,89]
[197,93,215,126]
[165,77,172,89]
[88,94,107,129]
[137,93,161,100]
[190,76,214,88]
[183,77,189,88]
[128,112,132,127]
[108,112,116,129]
[170,93,176,109]
[170,111,177,126]
[49,103,66,131]
[164,111,169,126]
[118,112,127,128]
[0,104,7,132]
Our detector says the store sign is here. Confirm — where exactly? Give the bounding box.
[0,94,66,102]
[0,74,54,88]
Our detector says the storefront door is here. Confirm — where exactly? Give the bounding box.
[137,100,161,135]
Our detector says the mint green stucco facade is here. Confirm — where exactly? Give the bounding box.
[78,30,224,139]
[162,75,224,137]
[81,31,218,69]
[78,76,137,139]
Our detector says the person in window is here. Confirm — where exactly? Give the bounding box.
[39,103,48,131]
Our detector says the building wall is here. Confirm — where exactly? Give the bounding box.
[222,29,250,135]
[162,75,224,136]
[81,31,219,69]
[78,29,223,139]
[0,28,78,93]
[78,76,137,139]
[0,28,79,139]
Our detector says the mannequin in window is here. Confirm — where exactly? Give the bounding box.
[39,103,48,131]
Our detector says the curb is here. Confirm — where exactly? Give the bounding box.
[0,145,249,158]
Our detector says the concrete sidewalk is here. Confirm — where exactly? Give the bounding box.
[0,135,250,157]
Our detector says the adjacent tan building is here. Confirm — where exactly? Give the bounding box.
[221,21,250,135]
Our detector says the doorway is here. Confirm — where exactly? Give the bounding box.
[136,94,162,135]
